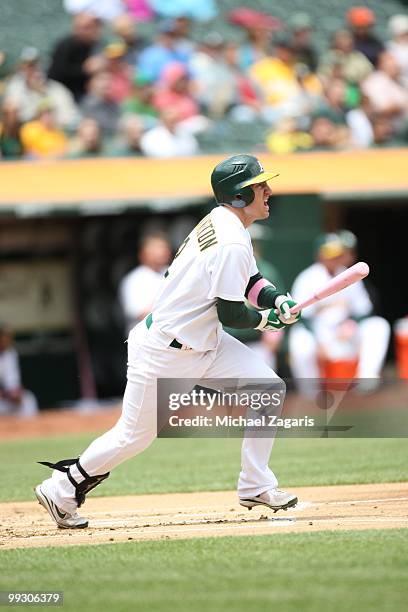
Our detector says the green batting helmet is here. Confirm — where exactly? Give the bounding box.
[211,154,279,208]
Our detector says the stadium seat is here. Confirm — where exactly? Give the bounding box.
[0,0,405,66]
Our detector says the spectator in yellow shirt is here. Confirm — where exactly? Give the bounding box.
[249,33,322,122]
[20,100,68,158]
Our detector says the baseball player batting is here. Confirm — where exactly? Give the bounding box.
[35,154,305,528]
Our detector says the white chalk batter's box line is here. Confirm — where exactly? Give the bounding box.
[323,496,408,506]
[89,514,408,529]
[86,496,408,518]
[18,515,408,546]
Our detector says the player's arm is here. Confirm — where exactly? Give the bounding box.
[246,272,281,308]
[209,245,300,330]
[245,272,300,325]
[217,298,290,331]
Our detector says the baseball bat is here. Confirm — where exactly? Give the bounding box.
[289,261,370,314]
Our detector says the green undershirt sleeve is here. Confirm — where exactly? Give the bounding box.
[216,298,262,329]
[257,285,281,309]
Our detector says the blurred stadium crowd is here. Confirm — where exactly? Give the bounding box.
[0,0,407,159]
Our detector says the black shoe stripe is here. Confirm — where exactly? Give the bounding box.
[39,488,67,521]
[37,487,88,528]
[39,488,60,522]
[51,500,68,519]
[38,488,59,522]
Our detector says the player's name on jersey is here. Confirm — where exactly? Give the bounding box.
[168,415,315,428]
[196,214,218,252]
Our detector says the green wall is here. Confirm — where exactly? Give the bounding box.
[262,194,322,290]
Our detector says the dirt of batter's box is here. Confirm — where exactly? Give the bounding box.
[1,482,407,549]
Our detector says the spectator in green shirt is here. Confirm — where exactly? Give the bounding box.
[121,73,159,129]
[0,99,23,159]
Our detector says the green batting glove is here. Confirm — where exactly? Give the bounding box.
[255,308,286,332]
[274,293,301,325]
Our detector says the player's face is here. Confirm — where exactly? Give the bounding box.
[244,181,273,224]
[0,330,13,352]
[341,248,356,268]
[140,238,171,271]
[321,254,343,275]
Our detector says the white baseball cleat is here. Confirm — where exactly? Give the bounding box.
[239,488,298,513]
[34,484,89,529]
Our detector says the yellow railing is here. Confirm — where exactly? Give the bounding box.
[0,149,407,209]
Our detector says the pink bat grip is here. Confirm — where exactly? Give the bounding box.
[289,261,370,314]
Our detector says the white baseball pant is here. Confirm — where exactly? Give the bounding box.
[45,319,282,513]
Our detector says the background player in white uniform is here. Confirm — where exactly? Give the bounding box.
[0,325,38,418]
[35,154,302,529]
[289,233,390,395]
[119,233,172,334]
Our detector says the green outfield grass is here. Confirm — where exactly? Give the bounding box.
[1,530,407,612]
[0,435,407,502]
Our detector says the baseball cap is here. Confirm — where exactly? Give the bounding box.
[389,15,408,37]
[315,233,344,259]
[104,41,127,59]
[201,31,225,48]
[346,7,375,27]
[20,46,40,63]
[235,156,279,187]
[211,154,279,206]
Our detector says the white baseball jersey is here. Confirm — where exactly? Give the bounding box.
[152,206,258,351]
[0,348,21,391]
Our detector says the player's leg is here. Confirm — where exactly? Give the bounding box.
[246,340,277,371]
[39,322,212,516]
[44,375,158,514]
[357,316,391,378]
[204,331,295,508]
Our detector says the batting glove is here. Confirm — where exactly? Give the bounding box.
[274,293,301,325]
[255,309,286,332]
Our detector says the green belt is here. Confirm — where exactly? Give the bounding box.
[145,313,183,349]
